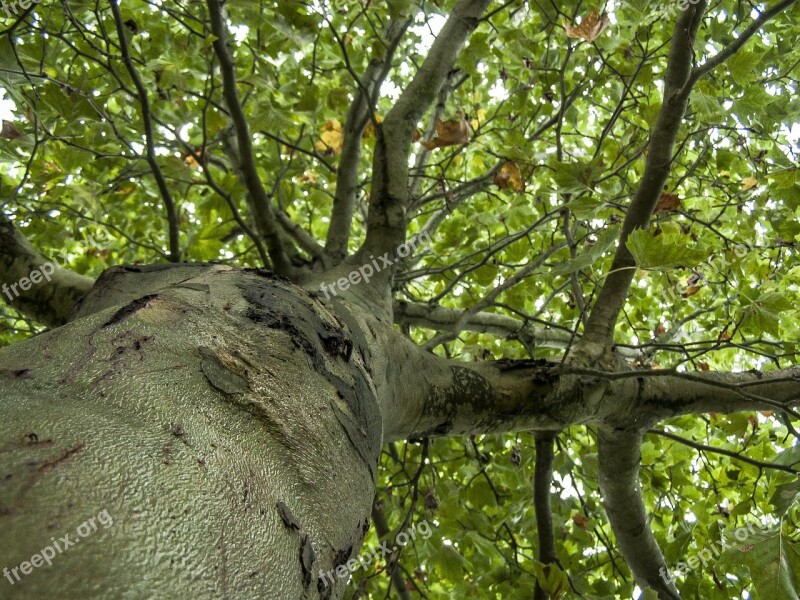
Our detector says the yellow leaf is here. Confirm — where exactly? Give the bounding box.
[362,114,384,139]
[564,10,611,42]
[298,171,318,185]
[470,108,487,130]
[315,119,343,156]
[421,111,471,150]
[741,177,758,191]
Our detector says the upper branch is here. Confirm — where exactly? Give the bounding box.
[578,3,707,357]
[689,0,800,85]
[325,18,411,263]
[206,0,294,276]
[359,0,493,268]
[110,0,181,263]
[393,300,583,354]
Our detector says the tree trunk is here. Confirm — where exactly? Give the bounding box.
[0,265,382,599]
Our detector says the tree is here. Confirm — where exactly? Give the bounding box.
[1,0,799,597]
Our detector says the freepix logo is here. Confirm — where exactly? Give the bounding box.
[3,509,113,586]
[318,520,434,587]
[1,0,43,17]
[1,225,112,302]
[319,232,431,299]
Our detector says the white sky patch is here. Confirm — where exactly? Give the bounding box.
[0,91,14,121]
[380,13,446,102]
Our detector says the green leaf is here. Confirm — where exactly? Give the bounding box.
[716,530,800,599]
[551,227,619,275]
[626,229,708,270]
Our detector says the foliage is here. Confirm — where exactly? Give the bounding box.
[2,0,800,597]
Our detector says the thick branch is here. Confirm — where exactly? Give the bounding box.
[360,0,492,268]
[534,432,558,600]
[689,0,800,85]
[0,213,94,327]
[579,3,707,355]
[598,428,680,599]
[380,322,800,440]
[206,0,294,276]
[325,19,410,262]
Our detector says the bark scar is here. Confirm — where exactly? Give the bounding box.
[102,294,158,328]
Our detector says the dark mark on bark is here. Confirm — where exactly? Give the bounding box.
[319,331,353,362]
[408,421,452,442]
[172,282,210,293]
[242,268,282,280]
[332,545,352,569]
[25,432,53,445]
[300,533,315,589]
[240,278,381,482]
[102,294,158,329]
[317,576,332,600]
[0,368,31,379]
[37,443,85,473]
[277,501,300,531]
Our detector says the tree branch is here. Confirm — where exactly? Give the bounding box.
[206,0,294,276]
[0,212,94,327]
[648,429,800,476]
[359,0,493,271]
[110,0,181,263]
[598,428,680,599]
[579,3,707,356]
[393,300,580,352]
[326,19,411,263]
[379,320,800,441]
[534,432,558,600]
[371,500,413,600]
[689,0,800,86]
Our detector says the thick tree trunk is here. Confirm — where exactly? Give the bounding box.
[0,265,381,599]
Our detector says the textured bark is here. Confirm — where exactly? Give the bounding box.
[0,266,380,599]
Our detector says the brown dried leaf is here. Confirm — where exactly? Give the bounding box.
[681,285,701,298]
[564,10,611,42]
[572,514,591,530]
[655,192,681,213]
[298,171,318,185]
[494,161,525,192]
[421,111,471,150]
[1,120,22,140]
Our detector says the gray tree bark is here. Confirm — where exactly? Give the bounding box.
[1,265,380,599]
